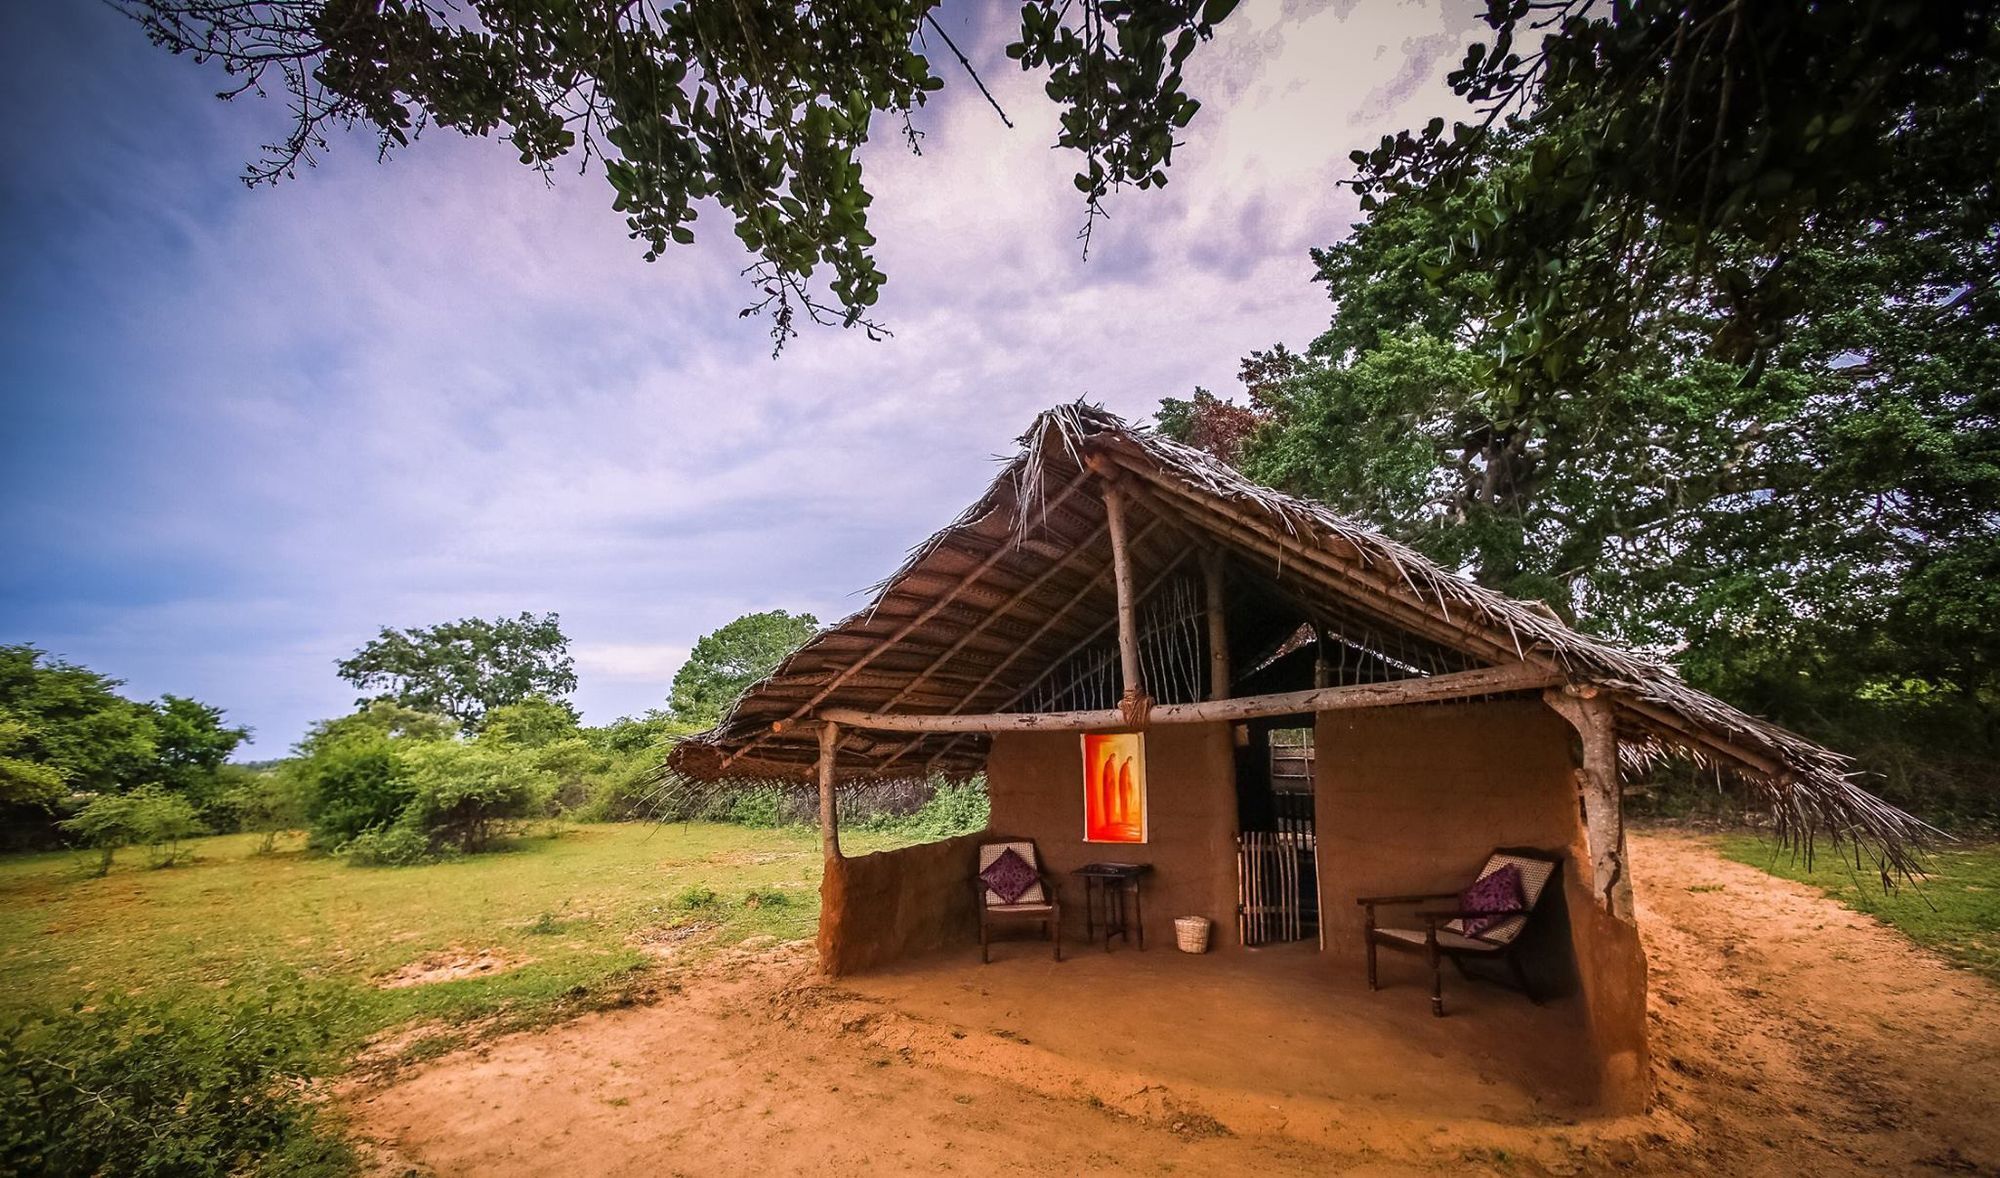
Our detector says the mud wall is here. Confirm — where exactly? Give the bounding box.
[1314,698,1650,1113]
[985,723,1239,950]
[818,831,987,976]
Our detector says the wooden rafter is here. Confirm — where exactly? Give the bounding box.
[865,518,1112,717]
[1105,454,1542,670]
[720,466,1097,769]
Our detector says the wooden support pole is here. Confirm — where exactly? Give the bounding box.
[1102,478,1147,711]
[820,662,1563,734]
[817,721,842,862]
[1543,688,1631,920]
[1203,550,1231,701]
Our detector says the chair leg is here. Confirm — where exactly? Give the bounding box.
[1051,918,1062,962]
[1428,936,1445,1017]
[1506,952,1539,1004]
[980,922,990,965]
[1366,937,1378,991]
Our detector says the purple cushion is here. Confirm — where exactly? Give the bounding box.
[1458,862,1526,938]
[979,847,1039,904]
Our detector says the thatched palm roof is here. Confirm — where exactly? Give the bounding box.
[671,403,1929,873]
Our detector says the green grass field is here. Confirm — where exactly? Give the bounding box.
[0,821,906,1046]
[1717,835,2000,984]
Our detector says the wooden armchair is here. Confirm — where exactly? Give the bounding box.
[974,839,1062,963]
[1358,849,1561,1016]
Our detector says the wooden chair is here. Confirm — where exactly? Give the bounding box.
[1357,849,1561,1016]
[974,839,1062,963]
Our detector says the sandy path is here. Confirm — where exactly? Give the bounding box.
[348,831,2000,1176]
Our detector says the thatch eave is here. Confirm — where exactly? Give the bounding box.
[664,402,1933,877]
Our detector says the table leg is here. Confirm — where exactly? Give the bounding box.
[1134,880,1144,950]
[1083,878,1095,941]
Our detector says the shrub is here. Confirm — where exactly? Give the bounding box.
[337,824,438,867]
[0,985,355,1178]
[575,756,667,822]
[297,734,411,850]
[224,764,308,854]
[396,741,554,853]
[848,777,990,841]
[59,787,206,875]
[674,884,719,910]
[725,786,785,828]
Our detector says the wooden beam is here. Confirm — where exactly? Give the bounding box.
[1203,550,1230,701]
[1102,480,1146,703]
[1543,689,1632,920]
[721,466,1096,769]
[817,721,842,862]
[820,662,1562,734]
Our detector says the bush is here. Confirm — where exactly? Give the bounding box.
[337,824,439,867]
[874,779,989,840]
[674,884,719,910]
[297,735,411,850]
[396,741,554,853]
[574,756,667,822]
[59,787,206,875]
[725,786,785,828]
[294,703,454,849]
[224,764,308,854]
[0,986,355,1178]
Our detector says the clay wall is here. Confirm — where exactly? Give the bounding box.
[1314,698,1650,1112]
[985,723,1240,950]
[817,831,987,976]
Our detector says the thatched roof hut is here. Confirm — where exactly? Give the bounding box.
[671,402,1923,876]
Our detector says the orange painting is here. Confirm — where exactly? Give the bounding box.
[1081,732,1147,843]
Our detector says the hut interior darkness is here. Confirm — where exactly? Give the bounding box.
[670,403,1929,1115]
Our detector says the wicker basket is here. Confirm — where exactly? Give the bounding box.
[1174,916,1211,954]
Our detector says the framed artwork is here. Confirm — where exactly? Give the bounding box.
[1081,732,1147,843]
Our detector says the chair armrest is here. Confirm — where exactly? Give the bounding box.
[1355,892,1458,907]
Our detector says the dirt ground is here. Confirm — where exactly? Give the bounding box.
[347,832,2000,1176]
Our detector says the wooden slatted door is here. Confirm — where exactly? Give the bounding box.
[1237,830,1318,946]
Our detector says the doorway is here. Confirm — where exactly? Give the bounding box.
[1234,717,1321,948]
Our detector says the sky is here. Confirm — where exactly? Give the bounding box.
[0,0,1480,756]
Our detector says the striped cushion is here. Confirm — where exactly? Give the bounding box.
[978,841,1045,906]
[1375,926,1504,953]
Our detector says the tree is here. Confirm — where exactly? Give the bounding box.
[478,695,583,749]
[1350,1,1998,398]
[1180,65,1999,821]
[0,646,156,806]
[335,612,577,734]
[145,694,251,816]
[116,0,1237,349]
[668,609,819,727]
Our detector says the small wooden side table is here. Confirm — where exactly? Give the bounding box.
[1072,862,1153,951]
